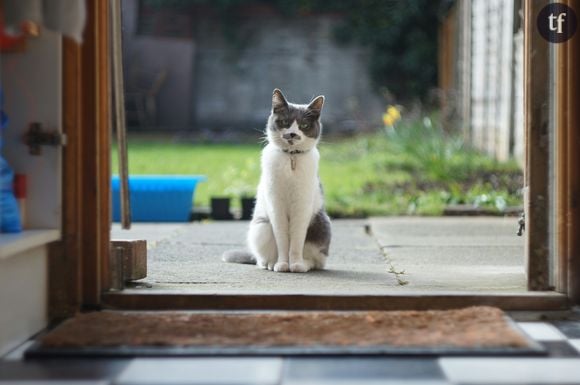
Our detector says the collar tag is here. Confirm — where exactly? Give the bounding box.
[282,148,309,171]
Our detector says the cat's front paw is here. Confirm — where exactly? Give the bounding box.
[274,262,289,272]
[290,262,309,273]
[258,261,276,271]
[266,261,276,271]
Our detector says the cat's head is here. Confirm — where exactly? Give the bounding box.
[266,88,324,152]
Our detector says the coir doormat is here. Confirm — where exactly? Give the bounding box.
[26,306,544,357]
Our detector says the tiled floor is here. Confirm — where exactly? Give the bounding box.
[1,319,580,384]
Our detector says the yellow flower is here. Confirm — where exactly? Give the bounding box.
[383,113,394,127]
[383,105,401,127]
[387,105,401,121]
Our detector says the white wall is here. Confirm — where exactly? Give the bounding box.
[512,30,525,166]
[0,247,47,356]
[466,0,523,163]
[0,30,62,356]
[1,30,62,229]
[122,0,195,130]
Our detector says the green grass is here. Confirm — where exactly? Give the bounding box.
[111,138,261,210]
[112,116,523,217]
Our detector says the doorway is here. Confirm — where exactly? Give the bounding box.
[80,0,576,310]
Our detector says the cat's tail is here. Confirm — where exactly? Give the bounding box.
[222,249,256,264]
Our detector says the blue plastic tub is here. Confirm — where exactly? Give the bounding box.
[112,175,207,222]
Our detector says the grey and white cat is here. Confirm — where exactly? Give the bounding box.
[222,89,331,273]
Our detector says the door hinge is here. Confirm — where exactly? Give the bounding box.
[23,122,66,155]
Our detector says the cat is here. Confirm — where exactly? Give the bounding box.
[222,88,331,273]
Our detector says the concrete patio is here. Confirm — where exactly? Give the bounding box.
[111,217,526,294]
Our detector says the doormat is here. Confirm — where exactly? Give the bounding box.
[26,306,544,357]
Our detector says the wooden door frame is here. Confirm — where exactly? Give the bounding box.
[524,0,580,303]
[554,0,580,304]
[52,0,580,318]
[50,0,110,320]
[524,0,550,291]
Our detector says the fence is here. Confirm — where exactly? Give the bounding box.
[440,0,524,164]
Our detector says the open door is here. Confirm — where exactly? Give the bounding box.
[524,0,580,302]
[523,0,551,290]
[52,0,580,317]
[51,0,111,319]
[554,0,580,303]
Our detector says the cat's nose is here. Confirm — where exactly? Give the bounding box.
[283,133,300,140]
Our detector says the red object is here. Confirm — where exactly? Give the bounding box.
[13,174,27,199]
[0,31,25,50]
[0,7,28,51]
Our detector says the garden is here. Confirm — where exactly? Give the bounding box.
[112,111,523,219]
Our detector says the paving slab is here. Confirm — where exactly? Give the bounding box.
[112,219,398,294]
[383,245,524,266]
[369,217,526,292]
[393,265,526,292]
[111,223,188,245]
[370,216,523,247]
[112,216,526,294]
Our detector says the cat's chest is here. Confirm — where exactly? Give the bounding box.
[266,152,316,183]
[266,153,317,181]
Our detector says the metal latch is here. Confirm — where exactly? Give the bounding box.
[517,212,525,236]
[23,122,66,155]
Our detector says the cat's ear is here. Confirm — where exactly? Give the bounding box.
[272,89,288,113]
[308,95,324,113]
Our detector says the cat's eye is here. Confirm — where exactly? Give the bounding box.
[277,119,289,127]
[299,123,310,130]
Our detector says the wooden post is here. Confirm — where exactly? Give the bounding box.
[554,0,580,303]
[80,0,111,307]
[111,0,132,230]
[524,0,551,290]
[566,0,580,303]
[49,38,83,321]
[50,1,111,317]
[110,240,147,282]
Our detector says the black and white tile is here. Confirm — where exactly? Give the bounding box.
[114,358,282,385]
[0,359,130,385]
[1,320,580,384]
[283,357,448,384]
[439,357,580,384]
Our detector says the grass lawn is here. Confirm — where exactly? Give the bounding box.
[112,118,523,217]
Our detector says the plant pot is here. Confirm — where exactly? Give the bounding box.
[240,196,256,220]
[210,197,233,220]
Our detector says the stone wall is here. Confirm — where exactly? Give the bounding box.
[122,0,195,131]
[122,2,383,133]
